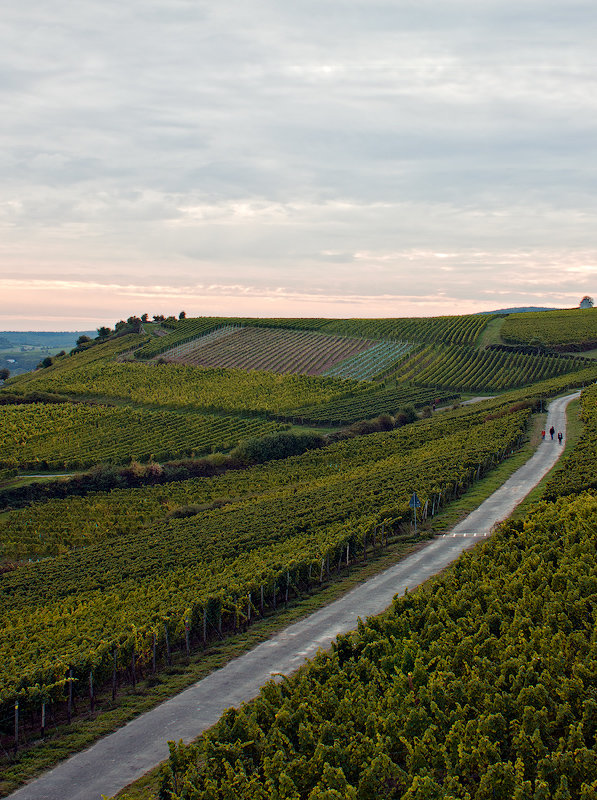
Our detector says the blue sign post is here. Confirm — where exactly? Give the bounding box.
[409,492,421,534]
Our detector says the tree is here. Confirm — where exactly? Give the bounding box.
[179,310,186,320]
[580,296,594,308]
[141,313,149,323]
[97,326,112,338]
[76,335,92,347]
[0,367,9,380]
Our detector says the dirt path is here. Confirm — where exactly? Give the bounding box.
[7,392,579,800]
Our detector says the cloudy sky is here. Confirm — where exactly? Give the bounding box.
[1,1,596,330]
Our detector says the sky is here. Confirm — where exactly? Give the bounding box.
[1,1,596,330]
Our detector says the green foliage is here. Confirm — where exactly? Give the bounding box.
[0,404,529,713]
[287,387,458,425]
[0,400,528,561]
[0,403,284,471]
[7,359,364,415]
[316,314,490,346]
[154,381,597,800]
[232,431,326,464]
[502,308,597,350]
[158,488,597,799]
[404,344,591,392]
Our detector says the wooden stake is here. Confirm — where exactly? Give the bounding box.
[164,623,171,666]
[41,701,46,738]
[14,700,19,752]
[112,648,117,700]
[131,645,136,688]
[152,632,157,673]
[89,670,94,713]
[67,668,73,723]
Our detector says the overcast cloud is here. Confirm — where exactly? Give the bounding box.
[1,0,596,328]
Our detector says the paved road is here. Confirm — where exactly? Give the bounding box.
[7,392,579,800]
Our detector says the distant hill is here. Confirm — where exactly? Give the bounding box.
[477,307,557,315]
[0,330,95,376]
[0,331,95,349]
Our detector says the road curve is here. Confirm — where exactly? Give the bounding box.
[7,392,579,800]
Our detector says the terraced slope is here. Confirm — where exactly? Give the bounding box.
[158,326,376,376]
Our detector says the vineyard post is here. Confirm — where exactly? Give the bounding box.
[112,648,117,700]
[89,670,94,713]
[203,607,208,646]
[184,619,190,656]
[363,532,367,562]
[260,585,264,617]
[247,593,252,626]
[41,700,46,738]
[285,573,289,607]
[164,624,172,666]
[273,582,277,610]
[152,632,157,673]
[326,553,330,577]
[131,644,137,688]
[373,525,376,550]
[14,700,19,752]
[346,543,350,570]
[234,598,239,631]
[67,668,73,723]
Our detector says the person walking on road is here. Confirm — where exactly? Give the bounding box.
[549,426,555,440]
[558,431,563,444]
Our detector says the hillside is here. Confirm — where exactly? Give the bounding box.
[1,310,596,797]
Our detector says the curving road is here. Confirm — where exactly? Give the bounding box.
[7,392,579,800]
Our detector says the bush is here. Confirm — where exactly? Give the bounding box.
[232,431,325,465]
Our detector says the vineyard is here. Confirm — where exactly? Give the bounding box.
[323,339,413,380]
[157,391,597,800]
[316,313,490,346]
[1,307,597,794]
[286,386,458,425]
[501,307,597,350]
[133,318,231,359]
[0,404,530,727]
[158,326,377,376]
[401,343,591,392]
[0,401,509,562]
[133,313,491,352]
[0,403,284,471]
[2,359,365,415]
